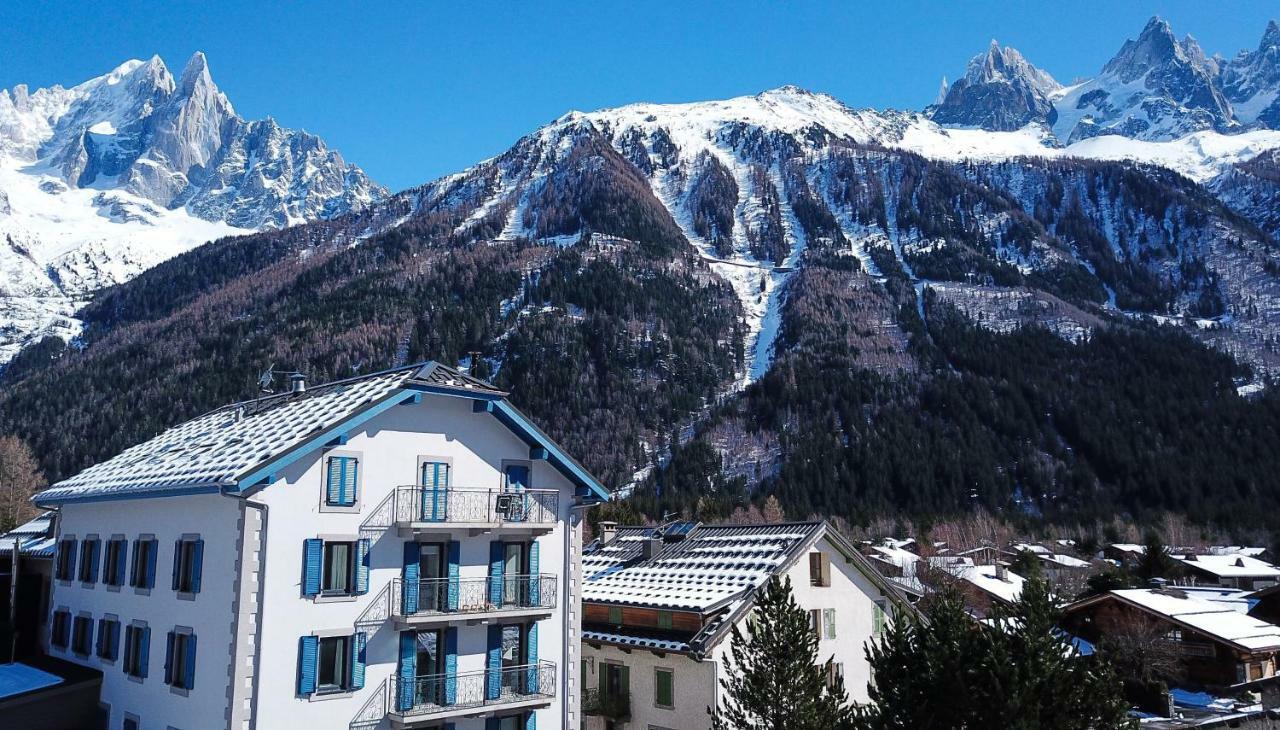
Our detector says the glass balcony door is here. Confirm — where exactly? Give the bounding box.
[502,543,526,606]
[418,543,444,612]
[415,629,443,707]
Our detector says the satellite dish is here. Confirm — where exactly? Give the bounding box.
[257,363,276,393]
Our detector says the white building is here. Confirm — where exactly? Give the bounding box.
[578,521,912,730]
[34,362,610,730]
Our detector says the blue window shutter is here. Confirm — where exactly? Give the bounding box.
[61,539,76,580]
[486,624,502,700]
[145,539,158,589]
[525,623,538,691]
[117,540,128,586]
[447,541,460,611]
[355,538,371,595]
[95,618,105,657]
[504,464,530,491]
[297,635,318,695]
[164,631,174,683]
[486,718,499,730]
[326,456,342,505]
[343,458,359,506]
[303,539,323,597]
[191,539,204,593]
[402,542,420,614]
[525,710,536,730]
[397,631,416,711]
[110,620,121,660]
[443,628,458,705]
[528,541,540,605]
[350,632,367,690]
[171,540,182,590]
[139,627,150,678]
[488,541,505,606]
[184,633,198,689]
[88,540,100,583]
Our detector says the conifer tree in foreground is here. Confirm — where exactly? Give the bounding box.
[710,575,853,730]
[854,579,1133,730]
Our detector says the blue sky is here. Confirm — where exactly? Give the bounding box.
[1,1,1277,191]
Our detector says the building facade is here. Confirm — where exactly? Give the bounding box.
[578,521,912,730]
[36,363,608,730]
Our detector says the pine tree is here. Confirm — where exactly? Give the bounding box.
[855,581,1133,730]
[711,575,852,730]
[1136,530,1177,582]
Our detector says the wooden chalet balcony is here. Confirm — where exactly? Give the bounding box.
[382,575,557,627]
[386,662,557,726]
[362,486,559,537]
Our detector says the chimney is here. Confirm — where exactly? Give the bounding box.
[642,535,662,560]
[995,564,1009,581]
[289,372,307,393]
[598,521,618,545]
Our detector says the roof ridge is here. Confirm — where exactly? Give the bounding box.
[209,361,428,416]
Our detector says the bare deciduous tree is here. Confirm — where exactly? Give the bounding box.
[0,435,45,533]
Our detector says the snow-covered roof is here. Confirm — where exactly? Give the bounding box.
[1172,586,1256,614]
[35,362,607,504]
[583,522,824,611]
[1209,546,1268,558]
[1174,554,1280,579]
[1086,589,1280,653]
[946,564,1025,604]
[1109,543,1147,555]
[866,545,922,572]
[0,511,56,558]
[1040,553,1092,569]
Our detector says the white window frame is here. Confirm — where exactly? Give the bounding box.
[653,666,675,710]
[308,627,356,701]
[314,533,361,603]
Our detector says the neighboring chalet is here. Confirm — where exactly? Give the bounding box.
[1,511,56,658]
[579,521,913,730]
[1173,554,1280,591]
[34,363,609,730]
[942,563,1025,619]
[1063,589,1280,691]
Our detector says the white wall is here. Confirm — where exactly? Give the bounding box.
[251,393,580,730]
[582,644,716,730]
[51,493,243,730]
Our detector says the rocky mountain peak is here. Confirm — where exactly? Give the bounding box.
[928,39,1059,131]
[1261,20,1280,52]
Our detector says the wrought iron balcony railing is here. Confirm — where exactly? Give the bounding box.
[389,661,557,717]
[389,575,557,619]
[361,486,558,531]
[582,688,631,718]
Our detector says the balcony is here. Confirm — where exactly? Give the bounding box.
[582,688,631,720]
[387,575,557,627]
[364,486,559,537]
[387,661,557,726]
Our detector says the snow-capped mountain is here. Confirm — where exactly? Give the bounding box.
[1220,21,1280,127]
[929,41,1062,131]
[0,53,384,361]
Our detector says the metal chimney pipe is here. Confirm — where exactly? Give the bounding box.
[290,373,307,393]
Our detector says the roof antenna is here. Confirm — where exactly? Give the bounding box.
[257,363,276,393]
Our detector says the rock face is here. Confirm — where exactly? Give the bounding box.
[928,41,1062,131]
[1220,21,1280,128]
[0,53,385,362]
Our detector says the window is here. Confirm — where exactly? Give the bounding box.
[809,551,830,587]
[809,609,822,639]
[72,614,93,656]
[317,635,351,693]
[657,610,673,630]
[55,538,77,581]
[323,542,354,595]
[124,624,150,679]
[97,616,121,661]
[608,606,623,625]
[824,661,844,690]
[104,538,128,587]
[171,537,204,596]
[130,537,158,590]
[51,609,70,649]
[324,454,359,507]
[123,716,139,730]
[165,630,197,691]
[79,536,100,584]
[873,600,887,637]
[654,667,674,709]
[822,608,837,640]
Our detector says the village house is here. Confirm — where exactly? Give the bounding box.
[33,362,609,730]
[578,521,913,730]
[1,511,57,659]
[941,563,1025,619]
[1173,554,1280,591]
[1062,588,1280,692]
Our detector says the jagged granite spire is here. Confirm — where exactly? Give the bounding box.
[928,40,1061,131]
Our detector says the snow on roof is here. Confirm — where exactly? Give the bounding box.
[1109,543,1147,554]
[947,564,1025,604]
[36,365,423,502]
[867,545,922,571]
[1109,589,1280,652]
[1172,586,1256,614]
[1041,553,1092,569]
[0,512,56,558]
[1174,554,1280,579]
[31,362,590,504]
[583,522,823,611]
[1210,546,1268,558]
[1013,543,1051,555]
